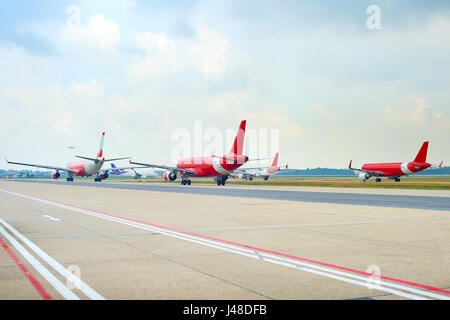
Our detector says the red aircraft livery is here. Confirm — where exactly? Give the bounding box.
[231,152,289,181]
[130,120,249,186]
[349,141,443,182]
[6,132,133,182]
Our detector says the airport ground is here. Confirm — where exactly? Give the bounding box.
[0,179,449,300]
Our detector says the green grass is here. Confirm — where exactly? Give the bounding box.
[122,177,450,190]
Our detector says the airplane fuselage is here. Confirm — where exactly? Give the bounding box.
[66,159,105,177]
[361,161,431,177]
[177,155,248,177]
[242,166,280,178]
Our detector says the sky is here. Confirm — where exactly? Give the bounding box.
[1,0,449,169]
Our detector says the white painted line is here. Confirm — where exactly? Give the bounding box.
[42,215,60,221]
[0,225,80,300]
[1,189,448,300]
[0,217,105,300]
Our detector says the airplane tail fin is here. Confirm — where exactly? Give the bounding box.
[229,120,246,155]
[97,131,105,158]
[414,141,428,163]
[271,152,279,167]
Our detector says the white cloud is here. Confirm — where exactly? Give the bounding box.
[60,14,121,53]
[136,32,176,56]
[188,27,229,79]
[243,111,304,138]
[128,27,229,83]
[207,91,249,114]
[312,103,333,117]
[383,96,449,128]
[128,32,179,81]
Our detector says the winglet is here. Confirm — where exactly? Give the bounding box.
[439,161,443,168]
[349,160,352,169]
[285,164,288,169]
[5,158,8,163]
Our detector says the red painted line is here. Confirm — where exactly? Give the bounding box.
[0,238,52,300]
[4,189,450,296]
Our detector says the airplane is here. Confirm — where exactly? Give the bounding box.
[130,120,250,186]
[110,163,128,175]
[0,170,21,178]
[349,141,443,182]
[6,132,131,182]
[232,152,288,181]
[108,163,159,179]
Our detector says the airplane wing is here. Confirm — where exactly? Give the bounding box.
[348,160,386,177]
[430,161,444,169]
[5,159,77,174]
[129,161,197,175]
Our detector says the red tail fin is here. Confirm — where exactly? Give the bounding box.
[414,141,428,163]
[271,152,279,167]
[229,120,246,155]
[97,131,105,158]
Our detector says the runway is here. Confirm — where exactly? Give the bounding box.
[8,179,450,211]
[0,180,449,300]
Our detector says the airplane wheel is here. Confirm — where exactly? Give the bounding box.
[376,178,381,182]
[249,177,253,181]
[221,180,225,186]
[181,180,186,185]
[264,177,269,181]
[217,180,221,186]
[395,178,400,182]
[187,180,191,186]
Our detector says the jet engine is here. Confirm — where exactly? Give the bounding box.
[358,172,370,182]
[51,171,60,179]
[163,171,177,181]
[98,172,109,180]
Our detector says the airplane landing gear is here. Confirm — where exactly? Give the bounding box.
[376,178,381,182]
[264,176,269,181]
[217,175,228,186]
[181,178,191,186]
[394,177,401,182]
[67,177,74,182]
[94,177,102,182]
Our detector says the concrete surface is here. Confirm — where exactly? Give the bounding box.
[0,180,449,300]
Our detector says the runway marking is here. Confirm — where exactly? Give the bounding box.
[1,188,449,300]
[42,215,60,221]
[0,217,105,300]
[0,225,80,300]
[0,238,52,300]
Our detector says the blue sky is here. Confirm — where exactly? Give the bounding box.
[1,1,449,169]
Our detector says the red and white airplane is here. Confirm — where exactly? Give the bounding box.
[349,141,443,182]
[232,152,288,181]
[130,120,249,186]
[6,132,132,182]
